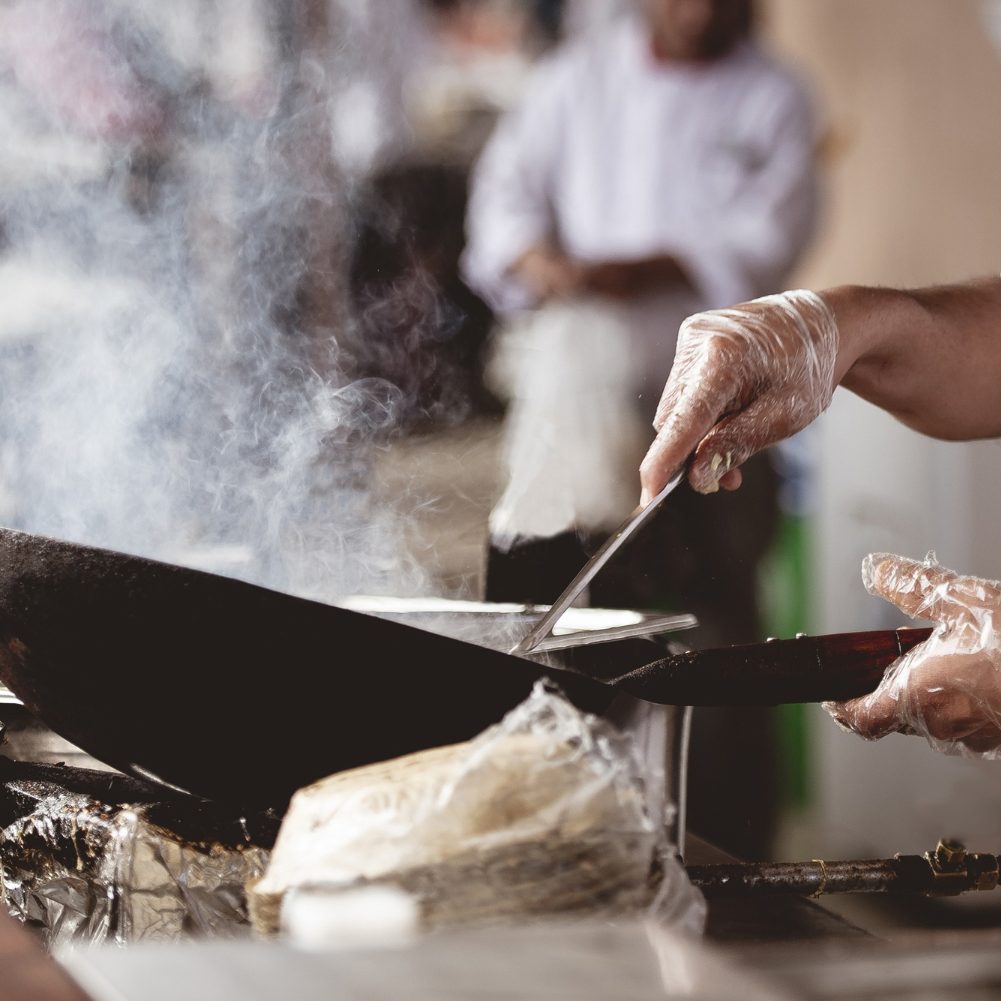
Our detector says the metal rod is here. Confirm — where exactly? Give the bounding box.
[510,470,685,655]
[687,858,929,897]
[687,845,1001,898]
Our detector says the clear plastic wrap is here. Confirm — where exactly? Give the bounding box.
[0,783,270,947]
[641,288,838,498]
[250,683,705,939]
[825,552,1001,758]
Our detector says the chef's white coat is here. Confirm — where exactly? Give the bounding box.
[463,14,818,398]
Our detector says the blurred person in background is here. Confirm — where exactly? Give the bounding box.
[462,0,819,857]
[640,278,1001,764]
[464,0,817,614]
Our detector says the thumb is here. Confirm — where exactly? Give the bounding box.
[824,688,905,741]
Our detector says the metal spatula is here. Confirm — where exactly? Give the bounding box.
[511,469,686,655]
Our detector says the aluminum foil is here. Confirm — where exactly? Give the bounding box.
[0,781,270,947]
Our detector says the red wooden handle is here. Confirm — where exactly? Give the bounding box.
[615,627,935,706]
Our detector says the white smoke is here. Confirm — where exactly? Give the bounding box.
[0,0,448,601]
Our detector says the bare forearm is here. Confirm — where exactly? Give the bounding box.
[825,277,1001,440]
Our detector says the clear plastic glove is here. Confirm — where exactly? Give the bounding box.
[640,289,838,500]
[825,553,1001,758]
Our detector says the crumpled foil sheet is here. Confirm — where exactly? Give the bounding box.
[0,778,270,947]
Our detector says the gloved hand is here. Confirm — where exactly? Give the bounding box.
[826,553,1001,758]
[640,289,838,500]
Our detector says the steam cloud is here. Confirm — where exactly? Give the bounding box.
[0,0,457,601]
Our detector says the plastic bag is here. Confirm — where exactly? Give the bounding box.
[250,683,705,938]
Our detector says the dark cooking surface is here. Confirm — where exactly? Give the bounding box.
[0,529,615,809]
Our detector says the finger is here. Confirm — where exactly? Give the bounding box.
[718,467,743,491]
[652,322,725,434]
[862,554,1001,624]
[825,690,903,741]
[641,386,732,501]
[687,393,795,494]
[646,350,747,490]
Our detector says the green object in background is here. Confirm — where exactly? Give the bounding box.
[758,514,812,810]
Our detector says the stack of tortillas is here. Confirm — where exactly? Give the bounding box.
[249,725,660,935]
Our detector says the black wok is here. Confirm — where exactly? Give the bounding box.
[0,528,922,812]
[0,528,615,809]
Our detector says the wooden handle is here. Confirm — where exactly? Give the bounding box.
[614,627,934,706]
